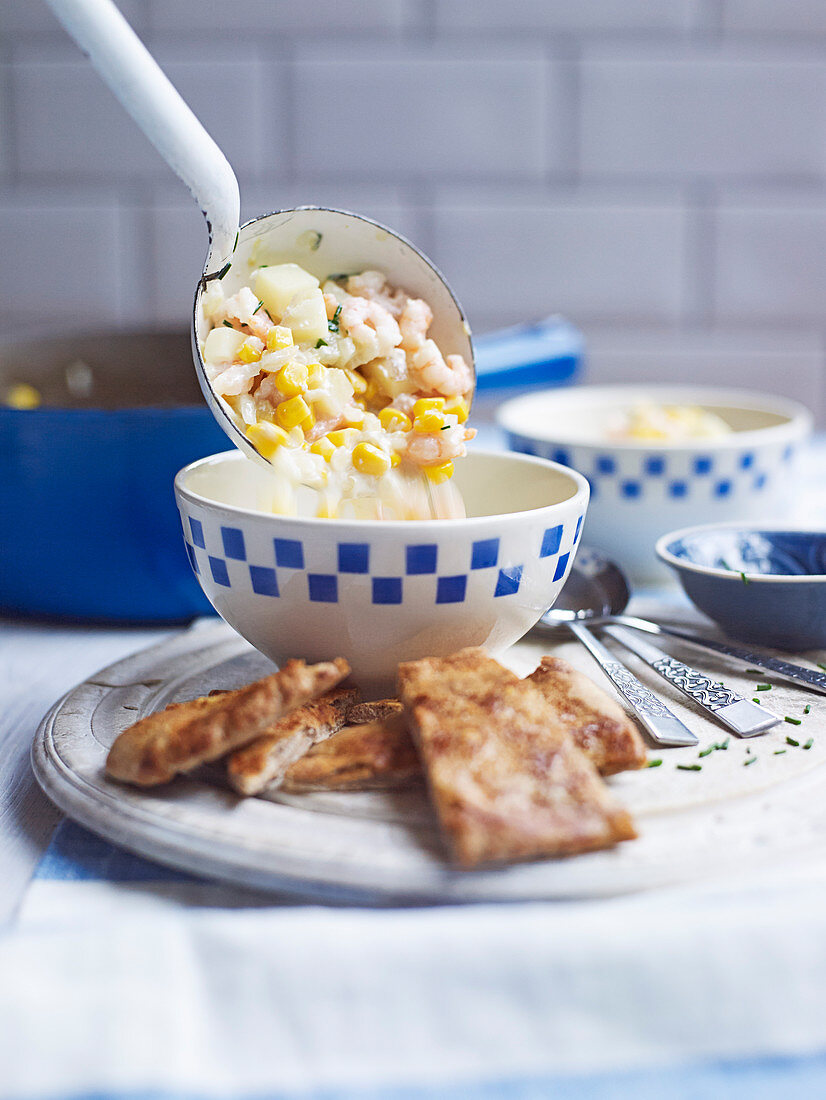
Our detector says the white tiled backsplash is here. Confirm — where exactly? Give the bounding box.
[2,0,826,420]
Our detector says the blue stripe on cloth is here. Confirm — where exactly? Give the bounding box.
[11,1050,826,1100]
[35,820,197,883]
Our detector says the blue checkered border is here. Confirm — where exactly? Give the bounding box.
[182,513,584,606]
[507,434,796,502]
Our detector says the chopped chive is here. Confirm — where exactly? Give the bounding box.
[677,764,702,772]
[265,308,274,322]
[741,571,750,584]
[328,320,339,333]
[785,717,802,726]
[753,698,761,704]
[746,668,763,675]
[755,684,771,691]
[744,757,757,766]
[253,299,264,314]
[315,338,328,348]
[698,746,715,758]
[774,749,787,755]
[309,231,322,251]
[786,736,800,747]
[216,261,231,280]
[818,663,826,672]
[333,304,342,321]
[646,758,663,768]
[717,738,730,750]
[804,705,812,715]
[233,230,239,251]
[804,738,814,750]
[222,320,234,328]
[328,273,350,282]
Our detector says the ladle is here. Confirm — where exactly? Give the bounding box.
[45,0,473,469]
[541,547,826,697]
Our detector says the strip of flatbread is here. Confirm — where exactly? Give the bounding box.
[528,656,647,776]
[106,658,350,786]
[398,647,636,868]
[281,712,420,792]
[344,699,403,725]
[226,685,359,795]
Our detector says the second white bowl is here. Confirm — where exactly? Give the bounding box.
[498,385,813,583]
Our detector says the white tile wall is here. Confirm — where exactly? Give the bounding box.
[291,46,556,180]
[2,0,826,421]
[580,50,826,179]
[430,193,687,328]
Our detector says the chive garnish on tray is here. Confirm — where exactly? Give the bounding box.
[744,757,757,766]
[677,764,702,772]
[804,739,814,750]
[804,705,812,715]
[786,736,800,747]
[698,746,714,758]
[646,759,662,768]
[755,684,771,691]
[774,750,786,755]
[785,717,802,725]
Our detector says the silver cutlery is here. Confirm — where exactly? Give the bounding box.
[567,622,698,747]
[602,626,780,737]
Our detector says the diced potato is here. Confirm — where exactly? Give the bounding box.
[254,263,319,320]
[281,288,329,346]
[203,327,246,365]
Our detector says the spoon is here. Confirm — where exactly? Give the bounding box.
[540,547,826,697]
[45,0,474,469]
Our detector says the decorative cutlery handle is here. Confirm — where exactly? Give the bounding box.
[604,626,779,737]
[654,626,826,695]
[650,656,742,712]
[568,623,698,746]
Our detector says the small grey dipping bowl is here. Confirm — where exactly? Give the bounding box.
[656,523,826,651]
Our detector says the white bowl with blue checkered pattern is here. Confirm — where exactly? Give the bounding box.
[497,385,813,583]
[174,450,589,690]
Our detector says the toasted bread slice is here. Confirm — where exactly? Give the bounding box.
[528,656,647,775]
[226,685,359,795]
[106,658,350,786]
[345,699,403,726]
[281,712,420,792]
[398,647,636,867]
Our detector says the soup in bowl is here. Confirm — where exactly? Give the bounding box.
[174,450,589,689]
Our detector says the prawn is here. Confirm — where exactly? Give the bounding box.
[345,271,407,318]
[402,425,476,467]
[408,341,473,398]
[220,287,274,341]
[398,298,433,352]
[339,297,401,367]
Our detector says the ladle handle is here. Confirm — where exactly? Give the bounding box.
[44,0,239,276]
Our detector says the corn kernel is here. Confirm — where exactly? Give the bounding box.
[352,441,391,477]
[344,368,368,395]
[413,409,446,432]
[275,395,312,430]
[245,421,289,460]
[238,337,264,364]
[327,428,358,448]
[379,407,412,433]
[443,396,469,423]
[413,397,445,419]
[266,325,293,352]
[390,451,401,468]
[300,406,315,432]
[310,437,336,461]
[307,361,327,387]
[424,460,454,484]
[274,361,308,397]
[5,382,41,409]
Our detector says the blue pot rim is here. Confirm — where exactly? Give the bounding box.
[656,522,826,584]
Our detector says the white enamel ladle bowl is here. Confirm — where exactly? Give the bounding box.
[45,0,473,467]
